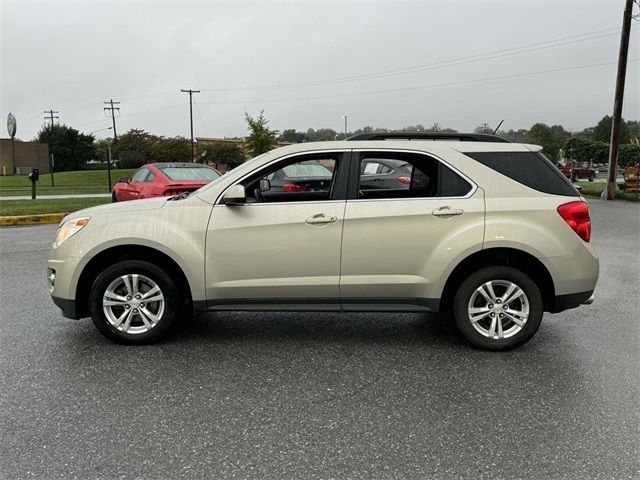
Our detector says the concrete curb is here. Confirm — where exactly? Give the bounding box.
[0,213,65,227]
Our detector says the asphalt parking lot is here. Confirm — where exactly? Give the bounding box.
[0,199,638,479]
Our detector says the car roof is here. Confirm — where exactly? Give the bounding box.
[265,140,542,156]
[151,162,212,169]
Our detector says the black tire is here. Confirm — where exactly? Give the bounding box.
[453,266,543,350]
[89,260,180,344]
[112,193,118,203]
[588,174,595,182]
[571,173,579,183]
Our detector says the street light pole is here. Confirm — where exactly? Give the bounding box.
[342,115,348,140]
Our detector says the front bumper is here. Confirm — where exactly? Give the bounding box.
[52,296,80,319]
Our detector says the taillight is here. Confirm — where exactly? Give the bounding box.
[557,201,591,242]
[397,176,411,185]
[282,183,308,192]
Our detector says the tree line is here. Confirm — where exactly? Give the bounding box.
[34,112,639,173]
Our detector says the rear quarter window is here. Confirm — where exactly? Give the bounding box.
[465,151,579,196]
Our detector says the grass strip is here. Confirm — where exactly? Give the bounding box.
[0,197,111,216]
[0,169,136,196]
[579,182,639,202]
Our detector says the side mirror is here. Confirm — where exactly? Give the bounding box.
[259,178,271,192]
[118,177,129,183]
[223,184,246,205]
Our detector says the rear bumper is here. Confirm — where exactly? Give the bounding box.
[550,290,594,313]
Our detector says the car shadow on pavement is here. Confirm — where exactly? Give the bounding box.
[166,311,469,349]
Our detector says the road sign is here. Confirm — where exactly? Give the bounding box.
[7,113,17,138]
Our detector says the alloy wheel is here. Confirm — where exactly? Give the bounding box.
[467,280,530,339]
[102,274,165,334]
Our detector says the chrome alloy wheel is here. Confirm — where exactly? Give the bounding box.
[467,280,530,340]
[102,274,165,334]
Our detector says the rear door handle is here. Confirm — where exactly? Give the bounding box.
[306,214,337,225]
[432,206,464,217]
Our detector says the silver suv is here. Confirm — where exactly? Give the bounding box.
[48,133,599,350]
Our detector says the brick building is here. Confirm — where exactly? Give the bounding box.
[0,139,50,175]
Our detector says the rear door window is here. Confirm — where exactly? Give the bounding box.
[354,152,473,199]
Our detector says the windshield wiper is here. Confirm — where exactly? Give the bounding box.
[170,191,192,201]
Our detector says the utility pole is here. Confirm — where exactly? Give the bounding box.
[341,115,348,139]
[44,109,59,127]
[605,0,634,200]
[104,99,120,141]
[181,89,200,161]
[44,109,59,186]
[104,100,119,193]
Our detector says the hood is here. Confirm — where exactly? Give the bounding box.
[63,196,168,223]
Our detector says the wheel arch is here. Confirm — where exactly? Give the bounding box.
[75,244,193,318]
[440,247,555,312]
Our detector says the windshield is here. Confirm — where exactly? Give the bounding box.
[283,163,332,178]
[194,152,271,195]
[159,166,220,181]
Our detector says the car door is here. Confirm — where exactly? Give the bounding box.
[340,149,485,311]
[204,151,350,309]
[136,170,157,199]
[120,167,149,201]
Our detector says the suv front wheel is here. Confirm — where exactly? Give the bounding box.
[89,260,179,344]
[453,266,543,350]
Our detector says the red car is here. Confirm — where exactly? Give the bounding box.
[113,163,221,202]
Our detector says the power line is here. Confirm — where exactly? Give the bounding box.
[104,99,120,141]
[197,59,640,106]
[181,89,200,161]
[201,26,631,92]
[19,25,632,131]
[43,109,59,127]
[192,96,210,138]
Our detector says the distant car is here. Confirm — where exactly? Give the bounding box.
[359,158,412,190]
[560,164,596,182]
[113,163,221,202]
[256,160,335,202]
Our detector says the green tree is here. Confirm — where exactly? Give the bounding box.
[525,123,562,161]
[279,129,307,143]
[474,124,493,135]
[563,137,608,165]
[306,128,338,141]
[113,129,157,164]
[592,115,631,144]
[93,138,113,164]
[37,124,95,172]
[118,151,146,169]
[625,120,640,141]
[201,142,247,169]
[151,136,191,163]
[497,129,528,143]
[245,110,279,156]
[618,143,640,169]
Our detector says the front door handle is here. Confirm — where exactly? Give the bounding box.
[432,206,464,217]
[306,214,337,225]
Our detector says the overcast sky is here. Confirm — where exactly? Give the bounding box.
[1,0,638,141]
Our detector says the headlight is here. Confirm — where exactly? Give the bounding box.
[55,217,90,246]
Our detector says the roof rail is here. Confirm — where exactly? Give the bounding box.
[346,132,510,143]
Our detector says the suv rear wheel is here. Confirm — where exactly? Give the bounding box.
[453,266,543,350]
[89,260,179,344]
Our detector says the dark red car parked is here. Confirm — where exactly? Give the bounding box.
[113,163,221,202]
